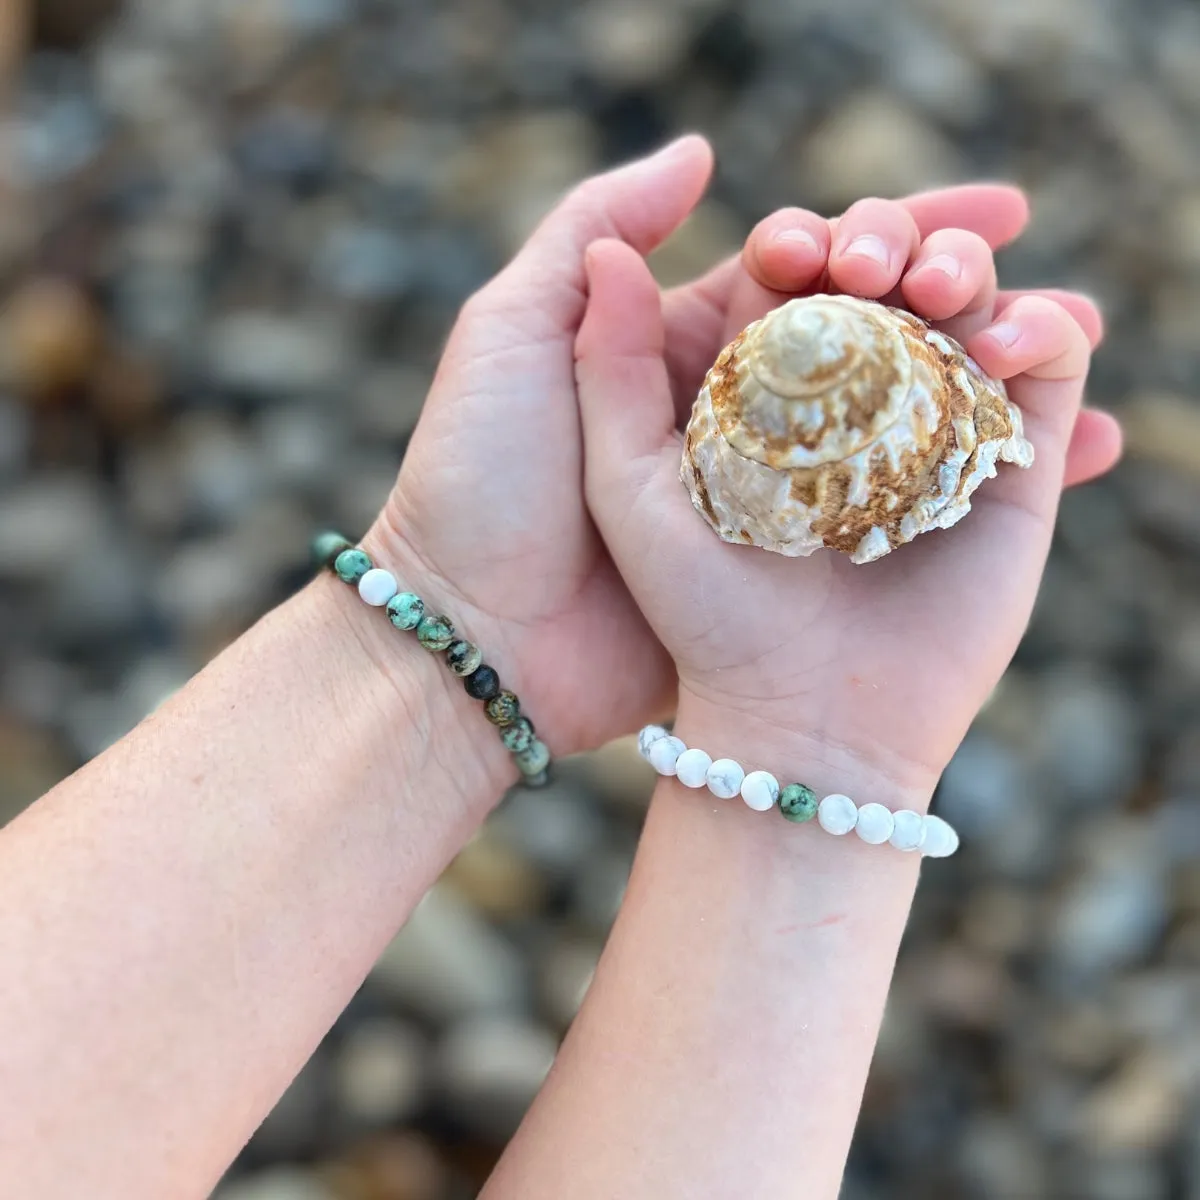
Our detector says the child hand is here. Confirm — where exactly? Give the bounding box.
[575,200,1121,795]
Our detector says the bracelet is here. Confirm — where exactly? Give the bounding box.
[637,725,958,857]
[312,531,551,787]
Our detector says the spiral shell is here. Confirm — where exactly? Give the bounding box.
[680,294,1033,563]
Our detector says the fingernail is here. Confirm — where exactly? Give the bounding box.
[841,235,891,267]
[985,322,1021,348]
[771,229,820,252]
[918,253,962,280]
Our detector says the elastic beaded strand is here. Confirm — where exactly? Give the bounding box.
[636,725,956,858]
[314,532,550,786]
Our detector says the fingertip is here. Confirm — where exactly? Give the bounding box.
[743,208,830,291]
[969,296,1091,382]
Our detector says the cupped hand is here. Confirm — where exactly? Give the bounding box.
[575,201,1122,792]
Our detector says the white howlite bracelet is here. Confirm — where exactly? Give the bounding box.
[635,725,959,858]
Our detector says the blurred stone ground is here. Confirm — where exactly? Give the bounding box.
[1,1,1199,1197]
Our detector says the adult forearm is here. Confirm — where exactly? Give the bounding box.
[483,693,933,1200]
[0,570,512,1199]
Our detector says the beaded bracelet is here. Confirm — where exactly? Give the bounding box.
[637,725,958,857]
[312,531,550,787]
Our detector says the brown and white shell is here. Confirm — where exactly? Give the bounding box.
[680,294,1033,563]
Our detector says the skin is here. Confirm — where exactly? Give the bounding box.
[476,180,1109,1199]
[0,135,1120,1197]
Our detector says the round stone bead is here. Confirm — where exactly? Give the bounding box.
[515,739,551,775]
[522,768,550,788]
[334,548,372,584]
[464,665,500,700]
[920,815,959,858]
[446,640,483,677]
[501,717,535,753]
[889,809,926,852]
[312,531,352,570]
[741,770,779,812]
[817,793,858,836]
[778,782,818,823]
[386,592,424,630]
[637,724,669,759]
[416,613,455,651]
[485,691,520,726]
[855,802,895,845]
[358,568,398,607]
[705,758,744,799]
[674,748,712,788]
[648,735,686,776]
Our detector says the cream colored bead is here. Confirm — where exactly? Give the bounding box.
[920,815,959,858]
[647,735,687,776]
[817,793,858,836]
[854,802,895,845]
[674,748,713,788]
[740,770,779,812]
[637,725,669,759]
[705,758,744,800]
[358,568,398,606]
[889,809,926,852]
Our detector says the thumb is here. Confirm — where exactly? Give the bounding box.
[575,238,677,503]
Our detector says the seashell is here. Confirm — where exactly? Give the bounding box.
[680,294,1033,563]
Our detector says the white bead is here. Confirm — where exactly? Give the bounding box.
[740,770,779,812]
[358,568,398,607]
[674,748,713,788]
[637,725,669,759]
[855,802,895,845]
[921,815,959,858]
[647,735,687,776]
[705,758,744,800]
[889,809,926,852]
[818,793,858,836]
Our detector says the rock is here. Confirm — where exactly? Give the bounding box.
[333,1018,425,1129]
[575,1,688,87]
[251,1053,331,1161]
[313,226,415,303]
[1064,1154,1169,1200]
[1079,1051,1185,1154]
[153,534,276,640]
[1121,392,1200,477]
[937,731,1033,840]
[908,946,1015,1031]
[578,734,657,813]
[538,934,601,1027]
[176,414,266,526]
[570,845,633,931]
[0,474,111,582]
[351,365,430,443]
[959,885,1038,959]
[0,393,31,477]
[797,91,962,208]
[255,405,346,499]
[370,883,527,1022]
[434,1014,558,1140]
[0,718,73,824]
[215,1167,336,1200]
[205,312,351,400]
[488,784,606,879]
[442,829,546,921]
[957,1115,1051,1200]
[0,276,102,398]
[319,1132,449,1200]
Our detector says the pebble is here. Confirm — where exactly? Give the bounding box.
[442,829,546,920]
[205,312,350,400]
[538,934,602,1027]
[333,1018,426,1128]
[215,1167,336,1200]
[0,475,111,583]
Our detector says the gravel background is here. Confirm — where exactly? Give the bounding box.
[2,2,1199,1197]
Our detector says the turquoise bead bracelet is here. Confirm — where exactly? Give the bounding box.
[312,531,551,787]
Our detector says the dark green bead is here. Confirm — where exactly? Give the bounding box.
[501,717,535,753]
[515,739,550,776]
[416,614,455,651]
[446,640,483,677]
[311,530,352,571]
[464,665,500,700]
[334,548,371,584]
[386,592,425,631]
[779,783,818,823]
[485,690,520,726]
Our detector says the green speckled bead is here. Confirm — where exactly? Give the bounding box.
[485,690,520,726]
[446,640,483,677]
[464,665,500,700]
[515,739,551,776]
[312,531,352,570]
[386,592,425,630]
[779,783,818,823]
[334,548,372,584]
[501,717,535,753]
[416,613,455,651]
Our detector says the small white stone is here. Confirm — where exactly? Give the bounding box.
[889,809,926,852]
[741,770,779,812]
[921,815,960,858]
[358,568,398,606]
[855,802,895,845]
[647,735,686,776]
[637,725,669,759]
[674,748,713,788]
[706,758,744,800]
[818,793,858,836]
